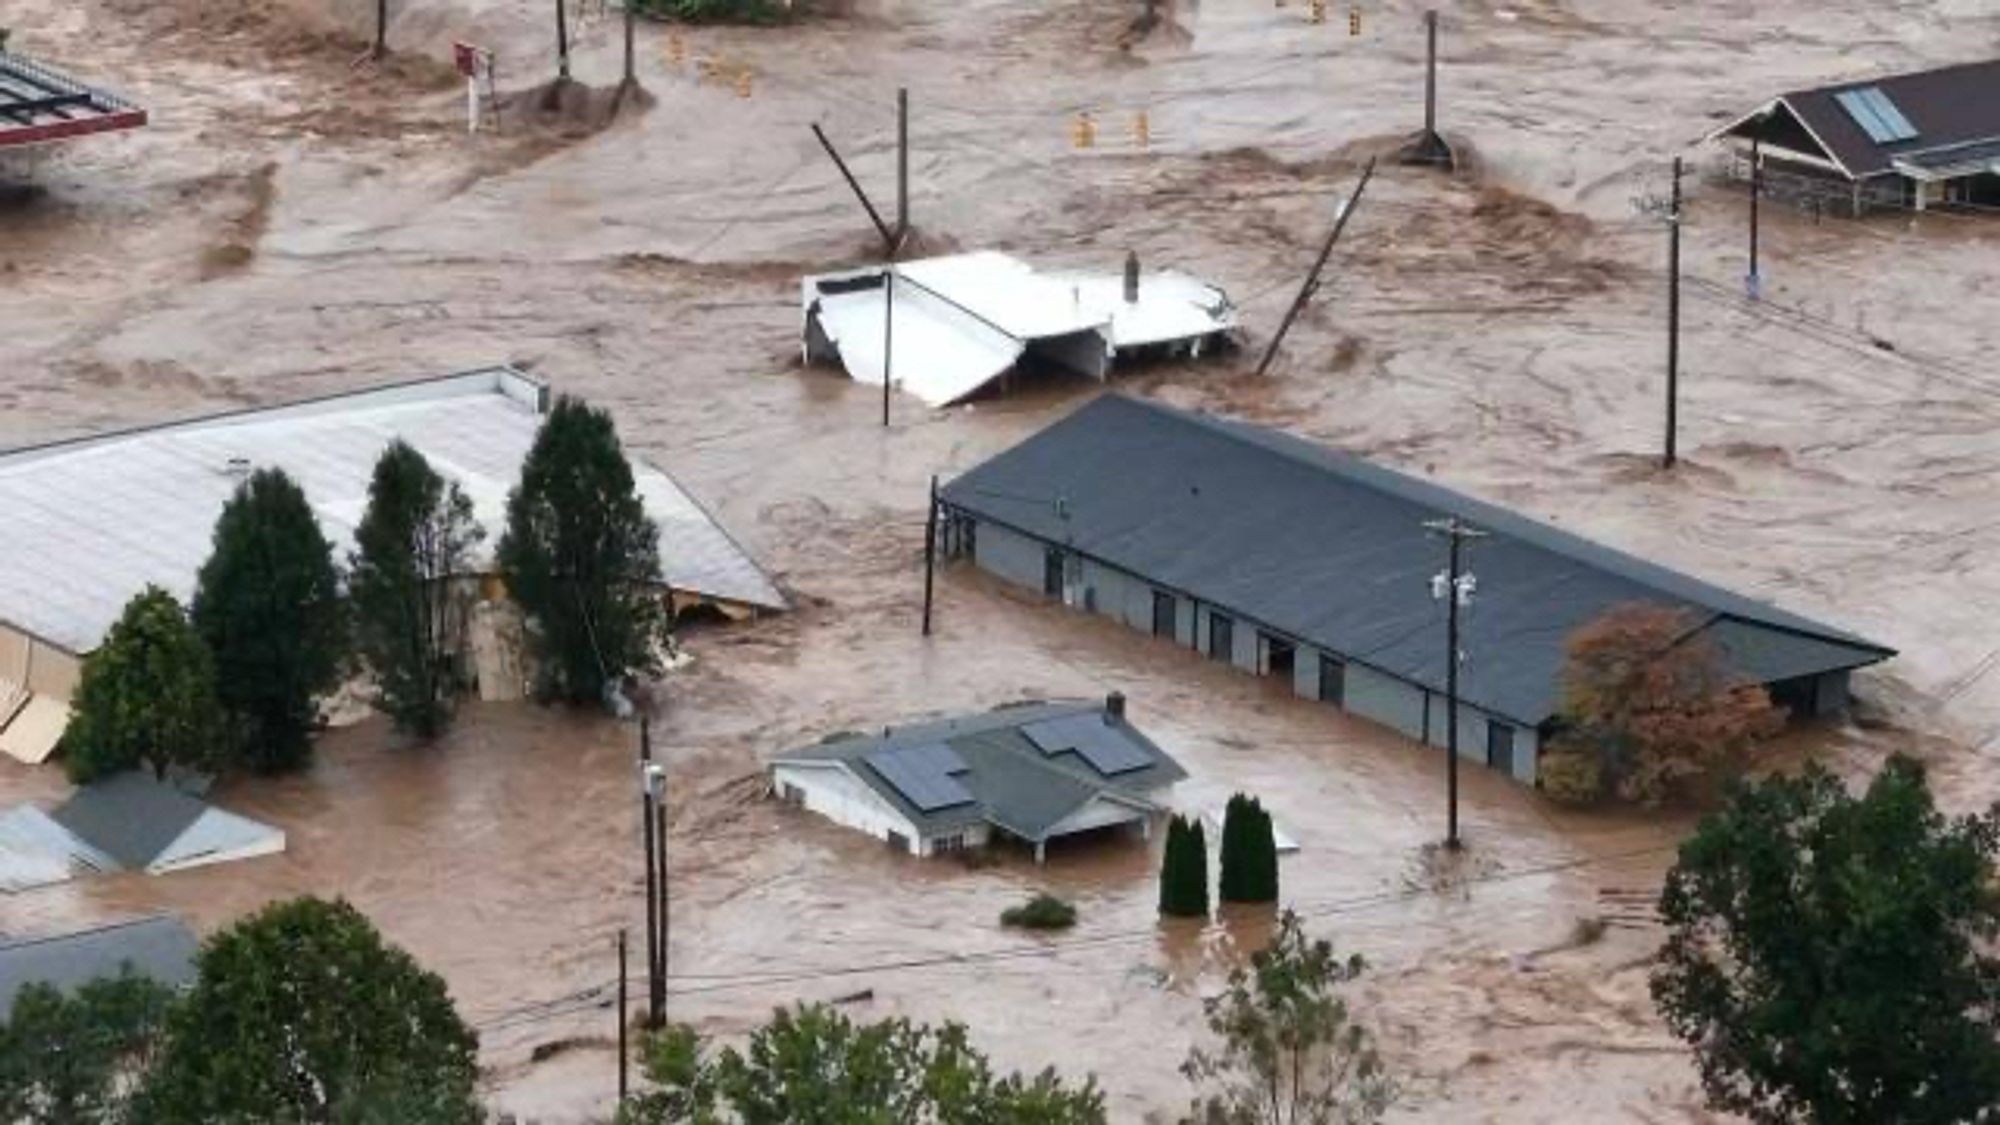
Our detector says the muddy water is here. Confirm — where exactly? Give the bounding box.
[6,0,2000,1119]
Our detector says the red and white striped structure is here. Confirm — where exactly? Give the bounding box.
[0,51,147,150]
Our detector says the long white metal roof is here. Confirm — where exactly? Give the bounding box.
[0,367,784,655]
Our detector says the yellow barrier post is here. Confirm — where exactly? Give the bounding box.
[1071,111,1096,149]
[1134,109,1150,149]
[1309,0,1326,24]
[736,67,754,98]
[1349,7,1361,34]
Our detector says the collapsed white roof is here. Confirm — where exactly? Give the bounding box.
[803,251,1237,406]
[0,367,785,657]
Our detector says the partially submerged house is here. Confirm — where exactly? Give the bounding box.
[0,773,284,893]
[770,694,1186,862]
[0,915,198,1020]
[0,366,785,765]
[0,48,147,152]
[936,396,1895,785]
[802,250,1237,406]
[1708,59,2000,213]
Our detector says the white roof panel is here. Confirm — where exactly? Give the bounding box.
[0,367,784,655]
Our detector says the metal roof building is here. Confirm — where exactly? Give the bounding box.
[0,367,784,764]
[937,395,1894,785]
[0,772,285,893]
[1708,59,2000,213]
[0,50,147,150]
[0,915,198,1021]
[770,694,1185,862]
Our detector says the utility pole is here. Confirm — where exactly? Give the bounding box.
[883,87,909,428]
[639,718,662,1027]
[1665,156,1683,469]
[1398,11,1455,169]
[1257,158,1376,377]
[617,929,629,1103]
[1747,135,1762,300]
[655,760,669,1026]
[922,475,939,636]
[374,0,388,59]
[556,0,571,82]
[622,0,635,88]
[1425,516,1485,850]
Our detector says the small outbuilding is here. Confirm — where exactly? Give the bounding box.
[802,251,1237,406]
[0,773,285,893]
[936,395,1895,786]
[770,694,1185,862]
[0,915,198,1021]
[1708,59,2000,214]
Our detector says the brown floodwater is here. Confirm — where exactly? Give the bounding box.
[5,0,2000,1119]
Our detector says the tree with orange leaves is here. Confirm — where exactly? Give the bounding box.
[1543,603,1783,806]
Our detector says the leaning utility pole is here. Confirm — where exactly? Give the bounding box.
[812,91,911,427]
[1425,516,1485,850]
[1256,158,1376,377]
[555,0,571,82]
[1665,156,1683,469]
[1746,135,1763,300]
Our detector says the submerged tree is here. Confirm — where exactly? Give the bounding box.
[0,971,176,1124]
[134,896,480,1123]
[1544,602,1783,805]
[1652,755,2000,1124]
[63,585,227,784]
[1182,910,1398,1125]
[191,468,347,773]
[497,396,666,706]
[1218,793,1279,905]
[350,441,483,738]
[621,1004,1105,1125]
[1160,814,1210,919]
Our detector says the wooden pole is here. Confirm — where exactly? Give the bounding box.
[656,772,670,1025]
[1747,135,1762,300]
[897,87,910,243]
[556,0,571,82]
[374,0,388,59]
[617,929,629,1103]
[641,719,662,1027]
[623,0,635,87]
[922,475,938,636]
[1256,158,1376,377]
[1665,156,1682,469]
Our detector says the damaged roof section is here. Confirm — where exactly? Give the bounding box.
[802,251,1237,406]
[0,50,147,150]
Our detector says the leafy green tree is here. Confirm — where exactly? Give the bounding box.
[1651,755,2000,1124]
[496,396,666,706]
[350,441,483,739]
[1218,794,1279,905]
[191,468,346,773]
[1160,815,1210,919]
[133,896,480,1124]
[621,1005,1104,1124]
[0,971,176,1124]
[1182,910,1398,1125]
[63,586,227,784]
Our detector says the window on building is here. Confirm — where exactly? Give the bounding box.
[1487,721,1517,775]
[780,782,805,807]
[932,833,968,854]
[1319,657,1346,708]
[1208,613,1235,663]
[1152,590,1176,640]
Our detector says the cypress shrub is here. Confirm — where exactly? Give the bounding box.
[1159,815,1210,918]
[1219,794,1279,904]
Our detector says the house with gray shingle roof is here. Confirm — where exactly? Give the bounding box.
[770,694,1185,862]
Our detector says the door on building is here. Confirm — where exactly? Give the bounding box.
[886,830,911,854]
[1043,547,1065,599]
[1208,613,1235,663]
[1151,590,1176,640]
[1259,632,1295,678]
[1486,721,1516,776]
[1319,657,1346,708]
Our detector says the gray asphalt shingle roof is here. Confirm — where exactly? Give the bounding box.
[0,915,197,1021]
[775,699,1186,840]
[940,395,1893,727]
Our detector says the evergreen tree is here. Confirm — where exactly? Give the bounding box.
[0,971,176,1123]
[350,441,483,739]
[1160,815,1210,919]
[1219,794,1280,905]
[496,396,666,706]
[63,586,227,784]
[134,897,481,1123]
[191,468,346,773]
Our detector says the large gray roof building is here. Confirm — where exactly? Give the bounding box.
[771,695,1185,862]
[0,915,198,1021]
[938,395,1893,785]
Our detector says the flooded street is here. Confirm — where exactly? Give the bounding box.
[5,0,1999,1118]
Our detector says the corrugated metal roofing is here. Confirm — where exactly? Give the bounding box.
[0,51,147,150]
[774,699,1186,841]
[940,395,1893,727]
[0,367,784,656]
[0,916,197,1020]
